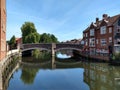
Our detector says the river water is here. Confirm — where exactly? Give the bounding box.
[2,53,120,90]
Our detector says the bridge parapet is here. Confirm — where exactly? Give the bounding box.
[21,43,83,52]
[22,43,52,51]
[55,44,83,51]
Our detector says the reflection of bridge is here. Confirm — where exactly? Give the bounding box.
[21,43,83,55]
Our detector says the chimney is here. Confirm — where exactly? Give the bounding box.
[103,14,108,20]
[96,17,99,22]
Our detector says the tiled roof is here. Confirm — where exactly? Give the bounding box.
[107,14,120,26]
[83,14,120,33]
[83,27,90,33]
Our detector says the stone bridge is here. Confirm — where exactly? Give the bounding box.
[21,43,83,56]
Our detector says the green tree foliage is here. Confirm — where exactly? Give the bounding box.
[9,35,16,49]
[113,53,120,60]
[21,67,39,84]
[25,33,40,43]
[21,22,39,43]
[21,22,59,44]
[51,34,58,43]
[39,33,58,43]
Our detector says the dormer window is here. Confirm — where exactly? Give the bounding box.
[100,26,106,34]
[109,27,112,33]
[90,29,94,36]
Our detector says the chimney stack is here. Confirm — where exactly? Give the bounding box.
[103,14,108,20]
[96,17,99,22]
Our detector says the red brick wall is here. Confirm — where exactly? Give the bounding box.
[0,0,6,61]
[96,26,114,50]
[83,25,114,52]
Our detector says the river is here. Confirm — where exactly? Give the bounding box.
[1,52,120,90]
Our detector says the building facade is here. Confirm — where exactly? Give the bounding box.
[0,0,6,60]
[83,14,120,54]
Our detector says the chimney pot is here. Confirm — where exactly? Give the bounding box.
[96,17,99,22]
[103,14,108,19]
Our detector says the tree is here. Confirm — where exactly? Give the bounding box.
[9,35,16,49]
[25,33,40,43]
[51,34,58,43]
[21,22,59,44]
[21,22,38,43]
[39,33,59,43]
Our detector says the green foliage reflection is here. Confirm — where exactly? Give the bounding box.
[20,67,39,85]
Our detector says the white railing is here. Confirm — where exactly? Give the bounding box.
[7,49,20,56]
[0,49,20,66]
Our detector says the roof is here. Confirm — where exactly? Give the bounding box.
[16,38,22,41]
[83,14,120,32]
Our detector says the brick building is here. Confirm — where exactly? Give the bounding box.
[0,0,6,60]
[16,38,22,49]
[83,14,120,54]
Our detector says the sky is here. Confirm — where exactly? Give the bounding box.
[6,0,120,42]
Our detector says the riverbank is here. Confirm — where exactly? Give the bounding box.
[73,51,120,65]
[74,51,108,61]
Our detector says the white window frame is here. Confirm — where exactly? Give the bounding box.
[86,33,88,37]
[85,39,88,46]
[109,27,112,33]
[101,39,106,46]
[100,26,106,34]
[109,37,112,43]
[89,38,95,47]
[96,39,98,44]
[90,29,94,36]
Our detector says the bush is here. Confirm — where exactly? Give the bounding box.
[114,53,120,60]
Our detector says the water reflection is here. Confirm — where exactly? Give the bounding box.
[57,53,71,59]
[84,62,120,90]
[0,55,120,90]
[56,49,73,59]
[0,59,19,90]
[20,67,39,84]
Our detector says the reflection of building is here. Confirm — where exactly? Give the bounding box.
[83,14,120,54]
[0,0,6,60]
[84,62,120,90]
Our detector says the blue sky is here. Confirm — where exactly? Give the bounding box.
[6,0,120,41]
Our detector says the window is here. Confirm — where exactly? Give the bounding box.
[89,38,95,47]
[109,37,112,43]
[83,33,85,37]
[101,39,106,46]
[96,39,98,44]
[118,29,120,33]
[85,39,88,46]
[86,33,88,37]
[118,19,120,26]
[100,26,106,34]
[109,27,112,33]
[90,29,94,36]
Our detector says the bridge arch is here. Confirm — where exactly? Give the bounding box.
[22,47,51,52]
